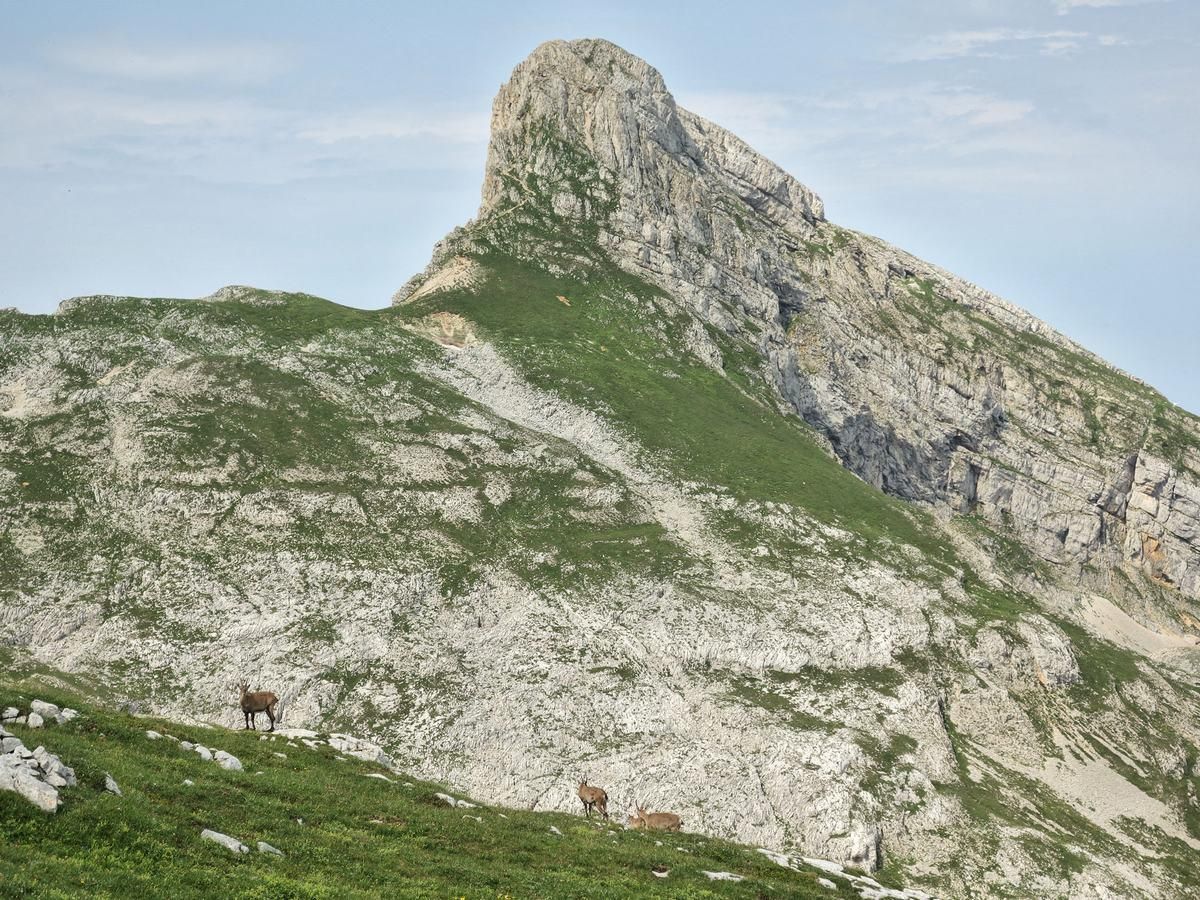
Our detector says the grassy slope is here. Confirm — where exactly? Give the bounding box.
[0,667,861,900]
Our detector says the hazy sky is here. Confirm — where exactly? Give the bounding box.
[2,1,1197,411]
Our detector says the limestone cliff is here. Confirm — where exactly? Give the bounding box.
[433,37,1200,623]
[2,39,1200,900]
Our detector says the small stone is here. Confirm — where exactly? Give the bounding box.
[104,774,122,796]
[180,741,195,750]
[213,751,242,771]
[1,707,18,721]
[1,737,23,754]
[183,779,194,786]
[272,752,287,759]
[45,773,68,788]
[818,878,837,890]
[194,746,213,761]
[200,829,248,854]
[145,730,162,740]
[26,713,44,729]
[549,826,562,835]
[256,841,284,856]
[362,773,393,782]
[58,709,79,723]
[702,871,744,882]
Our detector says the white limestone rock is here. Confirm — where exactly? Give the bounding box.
[200,829,248,854]
[30,700,60,719]
[213,750,243,771]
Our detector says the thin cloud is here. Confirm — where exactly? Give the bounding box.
[297,111,489,145]
[48,38,293,83]
[1054,0,1168,13]
[897,28,1120,61]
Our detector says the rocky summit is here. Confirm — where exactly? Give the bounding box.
[2,37,1200,898]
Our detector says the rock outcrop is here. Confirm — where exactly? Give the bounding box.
[0,703,79,812]
[464,38,1200,625]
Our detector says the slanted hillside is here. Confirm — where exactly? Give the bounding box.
[1,659,894,898]
[2,37,1199,899]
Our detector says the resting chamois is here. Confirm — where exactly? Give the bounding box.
[577,779,609,819]
[237,681,279,732]
[627,804,683,832]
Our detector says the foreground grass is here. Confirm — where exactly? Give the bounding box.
[0,678,858,899]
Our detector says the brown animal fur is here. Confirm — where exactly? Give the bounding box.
[627,805,682,832]
[577,779,609,819]
[238,681,280,732]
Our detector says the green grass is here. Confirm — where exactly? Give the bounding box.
[398,246,964,579]
[0,677,862,900]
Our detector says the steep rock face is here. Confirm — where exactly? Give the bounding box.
[467,38,1200,624]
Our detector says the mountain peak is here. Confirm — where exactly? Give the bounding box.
[479,38,824,233]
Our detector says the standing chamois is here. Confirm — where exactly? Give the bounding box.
[237,681,279,732]
[577,778,609,819]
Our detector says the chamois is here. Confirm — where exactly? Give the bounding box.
[237,681,279,732]
[627,804,683,832]
[577,779,609,819]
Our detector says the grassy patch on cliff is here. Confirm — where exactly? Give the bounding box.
[398,245,962,577]
[0,675,860,899]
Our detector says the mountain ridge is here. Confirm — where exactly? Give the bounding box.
[2,37,1200,899]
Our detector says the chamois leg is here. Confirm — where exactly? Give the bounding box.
[243,710,251,730]
[266,705,276,732]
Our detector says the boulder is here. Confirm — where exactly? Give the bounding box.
[0,757,59,812]
[26,713,44,729]
[256,841,284,856]
[30,700,60,719]
[104,773,122,796]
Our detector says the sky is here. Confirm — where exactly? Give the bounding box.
[2,0,1197,412]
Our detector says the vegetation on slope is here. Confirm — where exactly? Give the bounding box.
[0,666,863,899]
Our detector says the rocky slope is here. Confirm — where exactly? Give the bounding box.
[2,37,1200,899]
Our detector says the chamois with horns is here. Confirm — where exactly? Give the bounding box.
[237,681,280,732]
[577,778,609,819]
